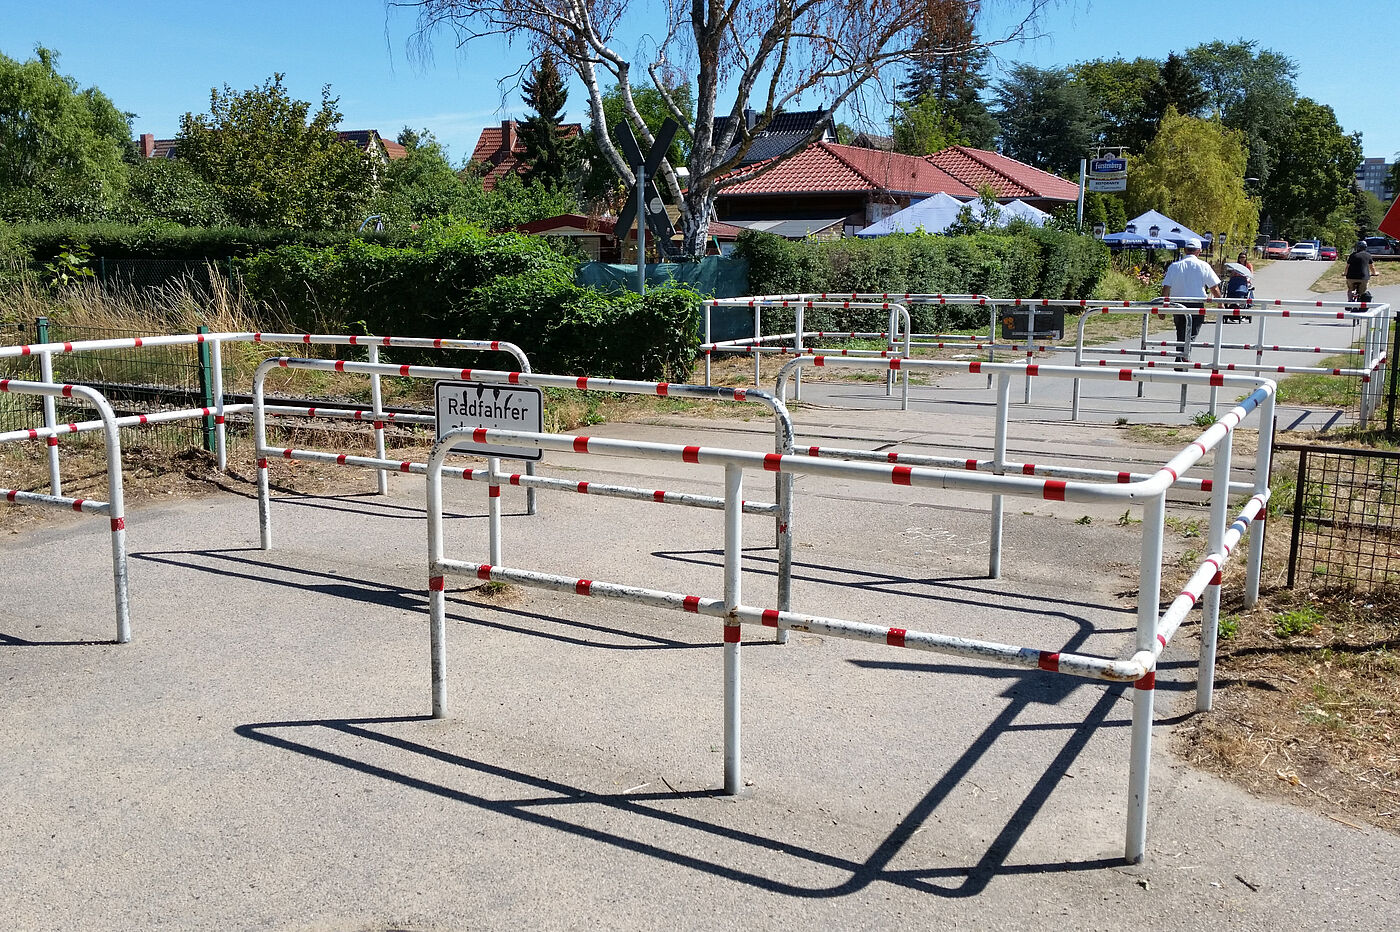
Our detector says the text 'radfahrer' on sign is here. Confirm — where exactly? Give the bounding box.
[435,380,544,460]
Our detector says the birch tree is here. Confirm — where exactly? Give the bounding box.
[394,0,1049,255]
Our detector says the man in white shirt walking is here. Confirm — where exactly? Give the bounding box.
[1161,237,1221,362]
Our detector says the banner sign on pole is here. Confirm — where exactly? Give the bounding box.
[435,381,543,460]
[1087,154,1128,192]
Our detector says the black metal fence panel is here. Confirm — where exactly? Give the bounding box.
[1281,442,1400,593]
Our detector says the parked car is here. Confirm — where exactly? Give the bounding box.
[1320,245,1338,261]
[1289,242,1320,260]
[1263,240,1291,259]
[1365,236,1394,255]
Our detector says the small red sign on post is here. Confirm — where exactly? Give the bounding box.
[1380,196,1400,241]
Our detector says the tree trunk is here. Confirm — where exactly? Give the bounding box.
[682,186,717,257]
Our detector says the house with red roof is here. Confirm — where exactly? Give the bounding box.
[468,119,583,191]
[715,141,979,237]
[925,145,1080,213]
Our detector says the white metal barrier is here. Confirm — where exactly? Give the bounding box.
[250,356,799,638]
[703,292,1389,421]
[421,355,1276,864]
[0,378,130,642]
[0,331,533,498]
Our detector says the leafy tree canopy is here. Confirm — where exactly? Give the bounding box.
[892,95,961,156]
[1184,39,1297,186]
[993,64,1101,176]
[369,128,476,227]
[1260,97,1362,242]
[0,46,132,221]
[1068,57,1161,153]
[176,74,375,229]
[1127,107,1258,251]
[120,159,231,227]
[897,0,998,149]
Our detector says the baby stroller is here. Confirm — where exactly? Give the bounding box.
[1223,272,1254,323]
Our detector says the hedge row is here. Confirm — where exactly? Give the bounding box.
[734,227,1110,331]
[237,226,699,381]
[0,221,418,267]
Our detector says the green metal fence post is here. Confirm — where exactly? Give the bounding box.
[196,324,216,452]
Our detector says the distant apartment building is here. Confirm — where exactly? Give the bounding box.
[1356,157,1393,201]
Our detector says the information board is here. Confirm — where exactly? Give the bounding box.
[1000,308,1065,341]
[435,380,544,460]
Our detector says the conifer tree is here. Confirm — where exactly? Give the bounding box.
[519,51,577,189]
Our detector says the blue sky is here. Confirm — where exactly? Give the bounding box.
[1,0,1393,165]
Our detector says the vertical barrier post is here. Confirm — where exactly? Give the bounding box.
[987,302,996,388]
[367,344,388,495]
[1245,390,1275,607]
[1198,431,1233,711]
[753,305,762,388]
[704,303,712,387]
[989,373,1011,578]
[36,317,61,495]
[210,339,227,470]
[253,371,272,550]
[488,456,503,566]
[426,446,448,718]
[99,402,131,645]
[793,303,804,401]
[722,462,743,795]
[1024,303,1035,405]
[1126,491,1166,863]
[1137,315,1148,398]
[885,306,896,397]
[196,325,216,453]
[1208,313,1224,417]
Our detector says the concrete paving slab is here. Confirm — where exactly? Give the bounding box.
[3,402,1397,930]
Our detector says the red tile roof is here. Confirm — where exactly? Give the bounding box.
[337,130,409,160]
[925,146,1079,201]
[470,121,583,190]
[719,142,977,198]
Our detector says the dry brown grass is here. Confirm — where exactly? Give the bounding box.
[1176,583,1400,833]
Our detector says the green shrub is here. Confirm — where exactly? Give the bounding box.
[237,224,699,380]
[734,226,1109,334]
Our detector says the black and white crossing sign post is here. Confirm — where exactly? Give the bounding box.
[614,117,680,292]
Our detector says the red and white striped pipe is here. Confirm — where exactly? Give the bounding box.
[0,378,129,643]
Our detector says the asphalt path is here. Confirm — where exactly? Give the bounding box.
[4,399,1399,929]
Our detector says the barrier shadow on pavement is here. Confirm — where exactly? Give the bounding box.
[653,548,1137,631]
[235,688,1126,902]
[130,548,723,651]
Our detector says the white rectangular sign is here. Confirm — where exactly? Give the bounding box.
[1087,177,1127,192]
[435,380,543,460]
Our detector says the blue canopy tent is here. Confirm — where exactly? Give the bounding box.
[1100,231,1177,249]
[1121,210,1204,247]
